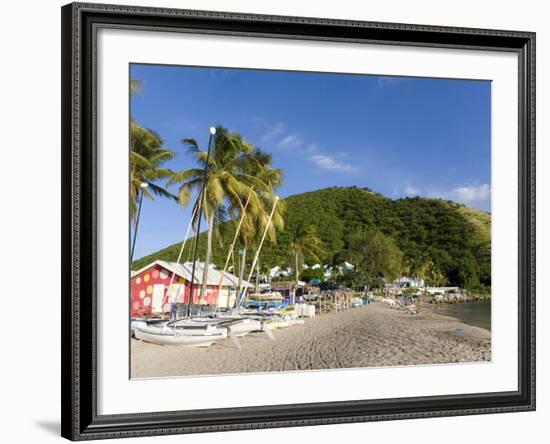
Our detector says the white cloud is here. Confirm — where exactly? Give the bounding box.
[429,183,491,208]
[309,155,354,171]
[453,184,491,202]
[255,118,354,174]
[404,185,419,196]
[278,135,302,148]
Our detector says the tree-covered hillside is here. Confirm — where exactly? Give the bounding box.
[133,186,491,291]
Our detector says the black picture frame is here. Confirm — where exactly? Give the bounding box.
[61,2,536,440]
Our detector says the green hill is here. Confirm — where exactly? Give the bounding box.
[133,186,491,291]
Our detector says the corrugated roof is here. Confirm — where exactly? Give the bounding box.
[133,260,252,288]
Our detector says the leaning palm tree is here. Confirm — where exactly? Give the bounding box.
[290,222,324,286]
[130,121,178,221]
[169,127,279,303]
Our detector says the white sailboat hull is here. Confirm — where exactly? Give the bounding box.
[133,323,227,347]
[226,318,263,337]
[172,317,260,337]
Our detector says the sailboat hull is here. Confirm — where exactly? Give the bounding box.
[134,324,227,347]
[227,319,263,337]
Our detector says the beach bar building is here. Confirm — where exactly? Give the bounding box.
[130,260,251,317]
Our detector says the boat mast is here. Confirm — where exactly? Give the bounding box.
[186,127,216,318]
[214,189,253,308]
[238,196,279,307]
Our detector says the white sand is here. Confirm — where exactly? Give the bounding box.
[131,302,491,378]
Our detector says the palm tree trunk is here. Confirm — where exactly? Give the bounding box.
[293,250,299,305]
[199,212,214,304]
[295,250,300,283]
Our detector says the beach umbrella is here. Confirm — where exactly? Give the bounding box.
[309,278,321,286]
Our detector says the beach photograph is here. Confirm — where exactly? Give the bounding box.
[129,64,491,379]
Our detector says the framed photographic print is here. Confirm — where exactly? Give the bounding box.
[61,2,536,440]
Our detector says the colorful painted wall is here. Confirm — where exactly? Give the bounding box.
[130,263,232,317]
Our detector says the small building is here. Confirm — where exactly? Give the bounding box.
[269,265,291,279]
[394,276,425,288]
[130,260,251,317]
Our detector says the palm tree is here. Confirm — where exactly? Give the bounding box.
[231,149,285,294]
[169,127,281,304]
[130,122,178,221]
[129,78,178,261]
[290,222,324,295]
[326,250,346,281]
[424,260,447,287]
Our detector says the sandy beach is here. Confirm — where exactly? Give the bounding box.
[131,302,491,379]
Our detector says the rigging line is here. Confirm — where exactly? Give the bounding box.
[238,196,279,307]
[213,190,253,310]
[166,204,198,313]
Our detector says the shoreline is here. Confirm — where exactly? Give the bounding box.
[131,302,491,379]
[420,300,491,331]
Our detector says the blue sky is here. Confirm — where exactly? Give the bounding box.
[130,64,491,258]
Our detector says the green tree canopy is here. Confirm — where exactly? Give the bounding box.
[290,222,324,283]
[344,228,403,289]
[133,186,491,292]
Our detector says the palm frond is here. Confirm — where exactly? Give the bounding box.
[167,168,204,186]
[178,185,192,209]
[130,151,154,169]
[146,182,178,202]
